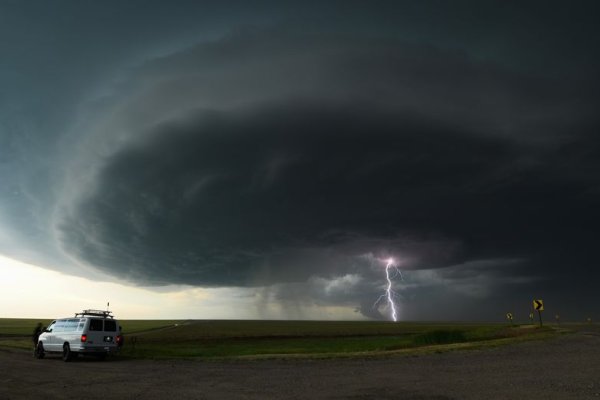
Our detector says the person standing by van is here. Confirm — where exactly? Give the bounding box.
[32,323,42,348]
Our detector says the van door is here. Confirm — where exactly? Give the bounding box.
[103,319,118,349]
[43,321,56,351]
[63,319,80,347]
[52,320,66,350]
[85,318,105,348]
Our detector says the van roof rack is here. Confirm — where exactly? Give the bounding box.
[75,309,114,318]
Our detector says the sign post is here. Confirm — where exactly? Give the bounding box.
[533,299,544,327]
[506,312,514,325]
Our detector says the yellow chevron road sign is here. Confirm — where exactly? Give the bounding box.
[533,299,544,311]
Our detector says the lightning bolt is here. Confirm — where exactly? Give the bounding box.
[373,258,402,322]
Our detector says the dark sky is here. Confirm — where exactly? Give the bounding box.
[1,1,599,320]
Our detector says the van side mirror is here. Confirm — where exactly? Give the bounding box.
[44,328,52,333]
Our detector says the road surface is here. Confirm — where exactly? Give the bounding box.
[1,329,599,399]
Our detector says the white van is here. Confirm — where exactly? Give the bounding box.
[35,310,122,361]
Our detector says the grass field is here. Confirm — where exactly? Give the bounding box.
[0,318,559,359]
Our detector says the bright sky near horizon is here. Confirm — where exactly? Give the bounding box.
[0,254,218,319]
[0,254,362,320]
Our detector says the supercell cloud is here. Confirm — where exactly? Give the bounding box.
[2,2,600,319]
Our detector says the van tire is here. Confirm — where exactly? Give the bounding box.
[34,342,45,359]
[62,343,73,362]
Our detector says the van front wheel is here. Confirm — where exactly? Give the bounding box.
[62,344,74,362]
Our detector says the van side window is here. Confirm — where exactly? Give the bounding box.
[104,320,117,332]
[65,319,79,332]
[54,321,65,332]
[89,319,103,331]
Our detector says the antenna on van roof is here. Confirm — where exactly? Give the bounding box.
[107,301,110,312]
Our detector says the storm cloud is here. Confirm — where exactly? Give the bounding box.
[46,30,600,319]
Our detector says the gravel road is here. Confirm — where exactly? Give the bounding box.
[1,330,599,399]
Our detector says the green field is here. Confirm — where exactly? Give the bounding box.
[0,319,557,359]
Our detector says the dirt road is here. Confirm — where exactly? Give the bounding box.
[1,330,599,399]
